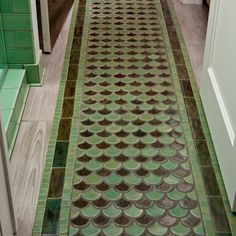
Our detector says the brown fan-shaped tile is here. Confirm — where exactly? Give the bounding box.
[74,181,90,191]
[159,214,177,226]
[152,141,164,149]
[78,155,91,162]
[99,108,111,115]
[99,119,112,126]
[116,198,132,209]
[97,168,111,177]
[115,155,129,162]
[137,214,154,226]
[157,197,175,209]
[177,181,193,193]
[150,130,162,137]
[115,81,126,87]
[131,99,143,105]
[78,142,92,149]
[83,108,96,114]
[153,167,169,177]
[134,141,146,149]
[97,141,111,149]
[71,215,89,226]
[94,215,110,226]
[115,99,127,105]
[145,81,156,87]
[179,197,198,209]
[115,141,129,149]
[80,130,93,137]
[115,214,131,226]
[182,214,200,227]
[73,198,89,208]
[115,182,130,192]
[100,98,112,105]
[135,182,151,192]
[96,155,111,162]
[114,64,125,70]
[116,130,129,138]
[98,130,110,137]
[132,108,144,115]
[115,119,129,126]
[115,90,128,95]
[84,81,96,86]
[96,182,110,191]
[100,81,110,87]
[94,197,110,208]
[152,155,165,163]
[146,90,158,96]
[84,98,96,105]
[132,119,145,126]
[136,168,149,177]
[149,119,162,126]
[77,168,92,176]
[174,167,190,178]
[133,130,146,137]
[116,168,130,176]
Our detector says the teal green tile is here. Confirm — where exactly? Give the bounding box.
[6,48,34,64]
[12,0,30,13]
[1,14,31,30]
[4,31,33,48]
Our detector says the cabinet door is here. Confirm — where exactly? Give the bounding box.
[201,0,236,211]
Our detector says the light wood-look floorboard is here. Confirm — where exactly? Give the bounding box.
[172,0,209,82]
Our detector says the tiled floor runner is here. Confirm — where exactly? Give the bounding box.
[34,0,234,235]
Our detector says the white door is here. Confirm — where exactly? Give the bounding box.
[0,114,17,235]
[201,0,236,211]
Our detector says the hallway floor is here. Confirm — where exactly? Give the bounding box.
[10,0,236,235]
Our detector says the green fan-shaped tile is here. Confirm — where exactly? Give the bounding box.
[123,135,139,144]
[103,223,123,236]
[181,162,190,170]
[107,77,119,84]
[175,125,183,133]
[148,224,168,235]
[168,189,185,201]
[81,224,101,236]
[146,191,164,201]
[123,84,137,92]
[89,125,104,133]
[124,173,142,185]
[163,175,180,185]
[90,103,104,111]
[125,205,143,218]
[193,224,205,235]
[141,135,156,144]
[125,189,143,201]
[156,113,169,122]
[139,94,151,102]
[123,103,136,111]
[81,205,100,218]
[77,148,86,157]
[106,113,121,122]
[105,173,122,185]
[169,205,188,218]
[109,86,120,92]
[156,103,169,111]
[162,160,178,170]
[184,175,194,184]
[123,160,141,170]
[90,113,104,122]
[84,175,102,185]
[141,123,156,133]
[69,225,78,236]
[103,205,122,218]
[139,113,153,122]
[78,124,87,132]
[144,173,161,185]
[104,160,121,170]
[143,161,160,171]
[83,190,101,201]
[123,113,137,122]
[159,135,175,145]
[125,223,145,236]
[104,146,121,157]
[159,147,176,157]
[122,93,136,102]
[179,148,188,157]
[157,124,173,133]
[139,103,153,111]
[103,189,122,201]
[171,223,191,236]
[142,147,157,158]
[85,161,103,171]
[190,208,201,218]
[87,135,102,144]
[123,123,139,133]
[105,135,121,144]
[176,136,185,144]
[146,205,165,217]
[187,191,198,200]
[123,146,140,158]
[87,147,103,158]
[106,103,120,111]
[107,124,122,133]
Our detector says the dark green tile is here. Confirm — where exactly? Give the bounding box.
[202,167,220,196]
[71,37,82,51]
[173,50,185,65]
[70,50,80,64]
[185,98,198,117]
[57,119,72,140]
[169,37,181,50]
[180,80,194,97]
[67,65,79,80]
[53,142,69,167]
[48,168,65,198]
[165,16,174,27]
[167,26,178,38]
[216,233,232,236]
[74,26,83,37]
[208,197,231,232]
[42,199,61,234]
[190,118,205,139]
[195,141,212,166]
[64,81,76,97]
[176,65,189,80]
[62,98,75,118]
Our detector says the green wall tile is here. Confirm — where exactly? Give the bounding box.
[0,0,12,13]
[12,0,30,13]
[4,31,33,48]
[6,48,34,64]
[1,14,31,30]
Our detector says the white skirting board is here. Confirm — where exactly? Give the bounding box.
[179,0,203,5]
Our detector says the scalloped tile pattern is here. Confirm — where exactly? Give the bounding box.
[69,0,205,235]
